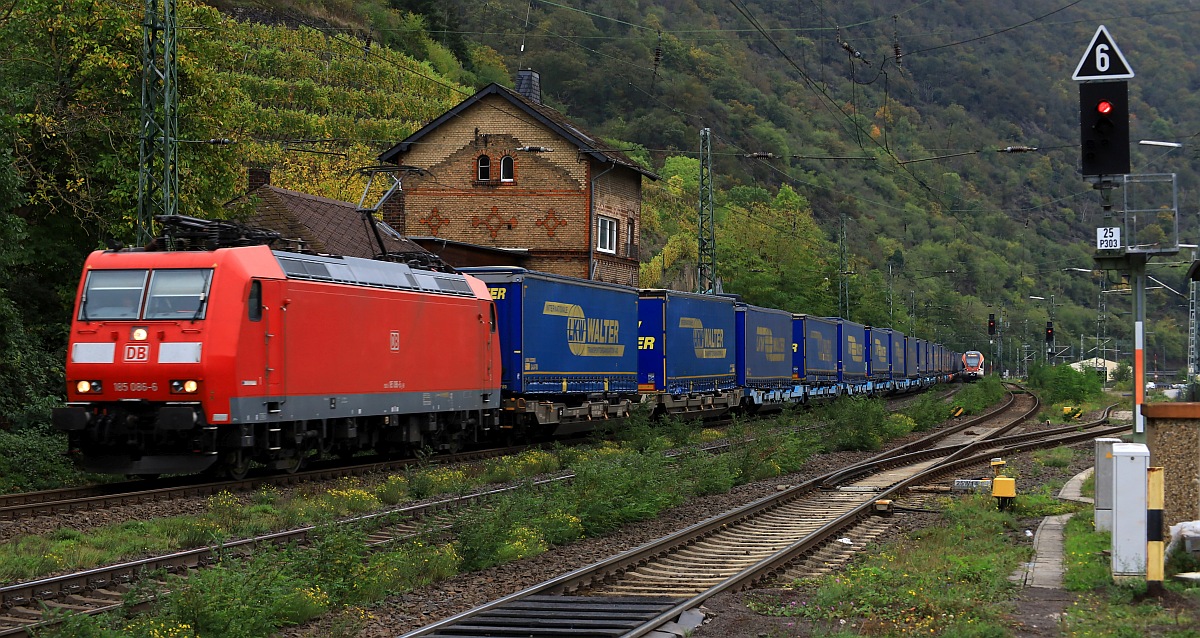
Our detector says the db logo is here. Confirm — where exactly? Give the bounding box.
[124,344,150,363]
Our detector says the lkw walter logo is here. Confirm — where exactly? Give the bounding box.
[543,302,625,357]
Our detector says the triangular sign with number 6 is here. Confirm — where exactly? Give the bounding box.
[1073,25,1134,80]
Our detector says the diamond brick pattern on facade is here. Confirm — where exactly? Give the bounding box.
[473,207,518,238]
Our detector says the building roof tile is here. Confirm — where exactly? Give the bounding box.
[240,185,427,259]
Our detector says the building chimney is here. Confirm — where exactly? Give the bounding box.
[248,166,271,192]
[380,188,407,233]
[515,69,542,105]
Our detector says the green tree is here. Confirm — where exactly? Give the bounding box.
[717,184,836,314]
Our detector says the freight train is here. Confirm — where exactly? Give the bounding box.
[53,217,962,478]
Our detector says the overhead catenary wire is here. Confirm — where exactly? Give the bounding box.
[175,1,1113,262]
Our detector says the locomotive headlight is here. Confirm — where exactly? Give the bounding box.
[170,379,199,394]
[76,380,101,394]
[131,327,148,341]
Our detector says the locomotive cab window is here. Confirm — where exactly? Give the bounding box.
[81,270,148,320]
[144,269,213,320]
[248,280,263,322]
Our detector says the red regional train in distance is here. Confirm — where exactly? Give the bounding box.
[54,216,963,478]
[962,350,985,381]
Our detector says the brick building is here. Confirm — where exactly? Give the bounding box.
[377,71,657,286]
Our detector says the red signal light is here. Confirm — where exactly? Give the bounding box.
[1096,100,1114,116]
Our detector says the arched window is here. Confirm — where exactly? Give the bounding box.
[477,155,491,181]
[500,156,515,182]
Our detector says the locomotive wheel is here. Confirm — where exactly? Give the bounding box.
[226,451,252,480]
[281,453,304,474]
[313,420,334,458]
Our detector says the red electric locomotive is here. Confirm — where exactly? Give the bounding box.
[53,237,501,478]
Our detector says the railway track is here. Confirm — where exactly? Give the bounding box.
[399,396,1126,638]
[0,384,958,522]
[0,445,542,522]
[0,387,1094,636]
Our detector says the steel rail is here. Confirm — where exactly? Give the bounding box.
[400,396,1121,638]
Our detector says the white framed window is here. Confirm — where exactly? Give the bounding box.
[500,156,514,182]
[476,155,491,181]
[597,216,618,254]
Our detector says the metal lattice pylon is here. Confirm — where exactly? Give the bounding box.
[697,128,716,293]
[839,213,850,320]
[1190,278,1197,380]
[136,0,178,246]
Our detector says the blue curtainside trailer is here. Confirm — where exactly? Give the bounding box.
[833,318,869,394]
[735,303,796,409]
[460,267,639,432]
[867,326,894,392]
[793,314,839,401]
[637,289,737,396]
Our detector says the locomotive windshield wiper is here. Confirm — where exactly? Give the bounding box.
[190,293,207,322]
[80,293,90,322]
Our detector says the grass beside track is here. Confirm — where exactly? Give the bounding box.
[19,382,991,638]
[28,415,824,638]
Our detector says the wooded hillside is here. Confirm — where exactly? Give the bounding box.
[3,0,1198,425]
